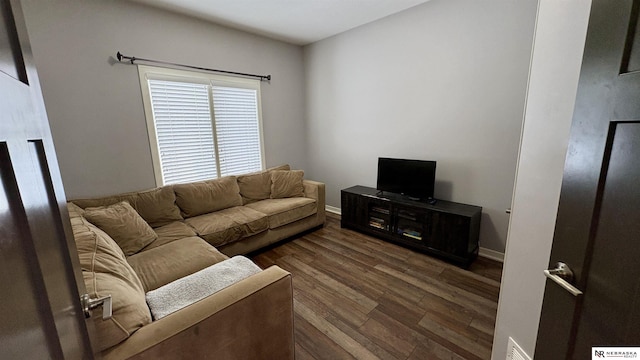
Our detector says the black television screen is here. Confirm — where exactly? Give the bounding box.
[376,157,436,200]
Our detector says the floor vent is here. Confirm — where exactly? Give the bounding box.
[507,337,531,360]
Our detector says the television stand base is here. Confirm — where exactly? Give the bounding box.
[341,185,481,267]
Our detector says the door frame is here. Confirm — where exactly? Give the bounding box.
[0,0,96,356]
[491,0,593,359]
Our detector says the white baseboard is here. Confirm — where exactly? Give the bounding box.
[325,205,341,215]
[325,205,505,263]
[479,247,505,263]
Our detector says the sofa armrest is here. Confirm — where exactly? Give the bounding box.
[303,179,325,224]
[101,266,294,360]
[302,179,323,200]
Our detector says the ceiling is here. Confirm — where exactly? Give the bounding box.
[130,0,431,45]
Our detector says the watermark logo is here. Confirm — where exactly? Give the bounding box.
[592,347,639,359]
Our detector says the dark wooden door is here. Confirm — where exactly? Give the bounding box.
[0,0,94,358]
[535,0,640,358]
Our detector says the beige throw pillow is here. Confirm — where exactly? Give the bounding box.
[84,201,158,256]
[238,164,291,204]
[71,186,183,228]
[270,170,305,199]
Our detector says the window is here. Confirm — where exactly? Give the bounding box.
[138,65,264,185]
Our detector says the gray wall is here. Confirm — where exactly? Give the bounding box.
[21,0,306,199]
[492,0,592,359]
[303,0,537,253]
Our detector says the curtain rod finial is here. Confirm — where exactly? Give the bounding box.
[116,51,122,62]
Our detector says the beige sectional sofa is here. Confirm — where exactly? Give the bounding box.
[67,165,325,358]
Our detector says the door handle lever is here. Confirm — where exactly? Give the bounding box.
[543,262,583,296]
[546,262,573,281]
[81,294,112,320]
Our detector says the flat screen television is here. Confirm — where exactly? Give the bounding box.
[376,157,436,201]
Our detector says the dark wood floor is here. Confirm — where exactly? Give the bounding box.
[251,213,503,360]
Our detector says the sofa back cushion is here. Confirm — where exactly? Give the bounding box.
[67,201,85,218]
[84,201,158,256]
[68,204,151,352]
[237,164,290,204]
[271,170,305,199]
[174,176,242,218]
[72,186,182,228]
[132,186,183,227]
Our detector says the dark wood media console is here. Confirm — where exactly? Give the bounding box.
[341,185,482,267]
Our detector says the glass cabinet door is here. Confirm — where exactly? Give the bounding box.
[368,202,391,231]
[394,207,429,242]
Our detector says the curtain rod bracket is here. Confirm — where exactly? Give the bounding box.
[115,51,270,81]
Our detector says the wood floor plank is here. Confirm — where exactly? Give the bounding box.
[334,230,413,271]
[295,299,381,360]
[295,342,317,360]
[419,291,476,329]
[294,313,355,360]
[374,292,425,329]
[469,316,497,344]
[306,232,381,269]
[250,215,502,360]
[359,315,416,359]
[325,313,400,360]
[311,256,387,302]
[293,269,371,327]
[418,315,491,360]
[438,268,501,302]
[281,254,379,312]
[408,342,467,360]
[469,257,503,282]
[377,264,498,317]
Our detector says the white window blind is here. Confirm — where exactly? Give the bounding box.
[139,65,265,186]
[148,79,217,184]
[213,85,262,176]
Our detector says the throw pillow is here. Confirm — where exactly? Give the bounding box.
[270,170,305,199]
[237,164,291,204]
[84,201,158,256]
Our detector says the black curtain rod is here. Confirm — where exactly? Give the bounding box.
[116,51,271,81]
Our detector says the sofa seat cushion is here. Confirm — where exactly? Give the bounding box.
[146,256,262,320]
[127,236,228,292]
[142,221,198,251]
[184,206,268,247]
[245,198,317,229]
[69,212,151,352]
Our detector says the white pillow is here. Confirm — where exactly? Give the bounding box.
[145,256,261,320]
